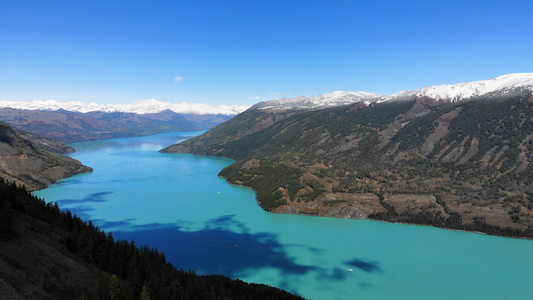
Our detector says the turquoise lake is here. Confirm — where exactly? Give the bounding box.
[34,131,533,300]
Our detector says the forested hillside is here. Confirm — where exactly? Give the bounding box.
[0,178,305,300]
[162,90,533,238]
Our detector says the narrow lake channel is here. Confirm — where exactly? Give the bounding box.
[34,131,533,300]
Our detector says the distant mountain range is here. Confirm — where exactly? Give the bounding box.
[0,99,250,116]
[0,98,251,143]
[162,73,533,238]
[3,73,532,117]
[0,108,236,143]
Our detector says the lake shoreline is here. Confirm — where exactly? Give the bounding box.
[33,132,533,300]
[214,159,533,240]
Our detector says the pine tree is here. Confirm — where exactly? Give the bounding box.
[141,284,151,300]
[108,274,121,300]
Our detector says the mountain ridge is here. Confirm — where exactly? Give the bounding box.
[242,73,533,112]
[387,73,533,102]
[0,108,233,143]
[251,91,383,111]
[3,74,531,116]
[162,74,533,238]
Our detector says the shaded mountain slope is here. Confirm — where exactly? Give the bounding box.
[0,204,108,300]
[0,121,92,190]
[162,90,533,238]
[0,179,306,300]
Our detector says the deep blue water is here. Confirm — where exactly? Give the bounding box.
[34,132,533,300]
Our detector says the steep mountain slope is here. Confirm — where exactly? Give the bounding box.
[0,108,233,143]
[161,91,384,156]
[0,121,92,190]
[162,74,533,238]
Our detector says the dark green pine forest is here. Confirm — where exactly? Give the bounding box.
[0,178,305,300]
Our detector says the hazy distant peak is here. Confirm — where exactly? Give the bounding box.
[0,99,250,116]
[389,73,533,102]
[252,91,383,111]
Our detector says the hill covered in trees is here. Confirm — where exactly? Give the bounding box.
[0,178,306,300]
[162,89,533,238]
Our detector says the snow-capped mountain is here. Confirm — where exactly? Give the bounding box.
[0,99,250,116]
[252,91,383,111]
[2,74,532,115]
[389,73,533,102]
[251,73,533,111]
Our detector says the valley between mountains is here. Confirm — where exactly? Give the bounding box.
[0,103,240,189]
[1,73,533,299]
[1,73,533,238]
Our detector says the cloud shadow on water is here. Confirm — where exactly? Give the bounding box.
[345,258,383,274]
[93,215,387,297]
[63,206,94,221]
[55,191,113,205]
[52,192,113,221]
[108,215,318,280]
[93,219,137,230]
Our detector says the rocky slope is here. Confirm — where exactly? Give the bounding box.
[0,121,92,190]
[162,74,533,238]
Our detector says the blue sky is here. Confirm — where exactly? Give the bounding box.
[1,0,532,106]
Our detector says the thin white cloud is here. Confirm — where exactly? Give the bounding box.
[46,45,93,58]
[248,96,261,100]
[174,76,184,83]
[268,92,281,100]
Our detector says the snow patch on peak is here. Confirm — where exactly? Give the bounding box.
[253,91,383,111]
[0,99,250,115]
[390,73,533,102]
[0,100,106,113]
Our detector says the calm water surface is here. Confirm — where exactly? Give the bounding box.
[34,132,533,300]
